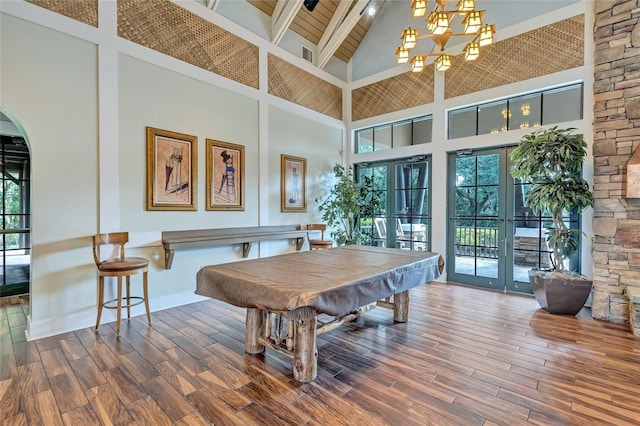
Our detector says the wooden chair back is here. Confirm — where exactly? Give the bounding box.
[306,224,326,240]
[306,224,332,249]
[92,232,129,267]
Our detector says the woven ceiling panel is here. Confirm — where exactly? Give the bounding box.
[445,15,584,99]
[352,66,435,121]
[118,0,259,89]
[268,54,342,120]
[26,0,98,27]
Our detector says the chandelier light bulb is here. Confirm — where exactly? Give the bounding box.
[464,42,480,60]
[411,55,426,72]
[457,0,475,12]
[426,11,437,32]
[396,46,410,64]
[435,54,451,71]
[479,25,494,46]
[411,0,428,17]
[433,12,450,35]
[402,27,418,49]
[463,11,482,34]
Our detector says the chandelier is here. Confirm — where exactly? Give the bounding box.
[396,0,496,72]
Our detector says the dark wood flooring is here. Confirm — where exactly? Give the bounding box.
[1,282,640,425]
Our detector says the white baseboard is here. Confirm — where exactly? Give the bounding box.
[26,291,209,341]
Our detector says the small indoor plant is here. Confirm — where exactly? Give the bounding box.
[509,126,594,315]
[315,164,377,246]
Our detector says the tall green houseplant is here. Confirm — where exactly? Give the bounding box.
[316,164,376,246]
[510,126,594,273]
[510,127,594,315]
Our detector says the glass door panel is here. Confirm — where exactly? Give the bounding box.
[448,150,505,290]
[394,160,430,251]
[358,165,388,247]
[357,157,431,252]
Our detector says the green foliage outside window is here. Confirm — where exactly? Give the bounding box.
[316,164,381,246]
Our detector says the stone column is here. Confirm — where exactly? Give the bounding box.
[592,0,640,324]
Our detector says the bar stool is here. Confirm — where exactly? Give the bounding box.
[92,232,151,335]
[306,224,333,250]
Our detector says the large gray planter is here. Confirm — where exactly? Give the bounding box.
[528,269,592,315]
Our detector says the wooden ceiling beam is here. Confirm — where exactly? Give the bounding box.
[318,0,369,68]
[271,0,304,45]
[317,0,351,53]
[206,0,219,11]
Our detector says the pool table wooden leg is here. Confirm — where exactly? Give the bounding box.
[293,316,317,382]
[394,290,410,322]
[245,308,265,354]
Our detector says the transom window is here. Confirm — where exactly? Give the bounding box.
[448,83,583,139]
[355,115,432,153]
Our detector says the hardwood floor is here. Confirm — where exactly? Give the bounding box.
[1,282,639,425]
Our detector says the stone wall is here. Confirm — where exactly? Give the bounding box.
[592,0,640,323]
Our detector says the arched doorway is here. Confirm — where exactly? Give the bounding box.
[0,111,31,298]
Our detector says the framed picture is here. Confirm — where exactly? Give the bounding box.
[281,154,306,212]
[146,127,197,211]
[206,139,244,211]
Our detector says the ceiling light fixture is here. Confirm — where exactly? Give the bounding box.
[397,0,496,72]
[303,0,319,12]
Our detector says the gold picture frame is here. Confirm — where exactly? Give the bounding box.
[206,139,245,211]
[146,127,197,211]
[281,154,306,212]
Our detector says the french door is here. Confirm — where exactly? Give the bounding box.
[357,157,432,252]
[447,147,583,294]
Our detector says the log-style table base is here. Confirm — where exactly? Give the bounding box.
[244,290,410,382]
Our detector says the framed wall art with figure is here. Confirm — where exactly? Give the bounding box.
[281,154,306,212]
[206,139,244,211]
[146,127,197,211]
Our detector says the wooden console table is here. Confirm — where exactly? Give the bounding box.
[161,225,307,269]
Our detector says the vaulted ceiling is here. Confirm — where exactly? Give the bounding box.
[196,0,581,81]
[200,0,386,67]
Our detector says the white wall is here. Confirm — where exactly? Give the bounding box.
[118,54,261,232]
[268,104,343,222]
[0,14,99,324]
[0,2,345,339]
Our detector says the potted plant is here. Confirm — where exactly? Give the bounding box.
[315,164,377,246]
[509,126,594,315]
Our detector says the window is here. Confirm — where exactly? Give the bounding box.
[449,106,477,139]
[355,115,433,153]
[447,83,583,139]
[0,135,31,297]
